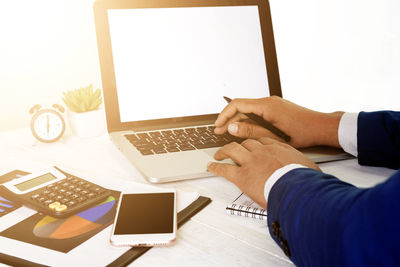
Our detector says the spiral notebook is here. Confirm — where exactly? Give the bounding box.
[226,193,267,220]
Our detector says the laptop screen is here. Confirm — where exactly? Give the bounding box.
[107,6,269,123]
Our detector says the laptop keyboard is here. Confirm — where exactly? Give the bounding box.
[124,126,243,155]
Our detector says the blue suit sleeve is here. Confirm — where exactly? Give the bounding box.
[267,168,400,266]
[266,110,400,265]
[358,111,400,169]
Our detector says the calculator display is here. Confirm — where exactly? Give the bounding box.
[15,173,57,192]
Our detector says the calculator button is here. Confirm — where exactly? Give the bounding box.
[42,190,51,195]
[80,190,89,195]
[77,196,87,203]
[37,197,47,203]
[46,184,55,189]
[65,191,73,196]
[83,184,92,189]
[68,185,76,190]
[55,195,63,201]
[87,192,96,198]
[52,186,60,191]
[44,199,53,205]
[55,204,67,212]
[66,201,77,207]
[93,187,105,194]
[48,192,56,198]
[59,189,67,194]
[71,194,79,199]
[77,181,86,186]
[49,202,61,210]
[31,194,40,200]
[66,176,74,181]
[72,178,80,183]
[74,187,82,193]
[61,182,69,187]
[61,198,70,204]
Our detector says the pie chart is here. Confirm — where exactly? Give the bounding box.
[33,196,116,239]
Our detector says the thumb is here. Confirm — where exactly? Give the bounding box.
[227,122,275,140]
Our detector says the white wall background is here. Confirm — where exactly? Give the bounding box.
[0,0,101,131]
[270,0,400,112]
[0,0,399,131]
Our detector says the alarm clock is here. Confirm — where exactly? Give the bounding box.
[29,104,66,143]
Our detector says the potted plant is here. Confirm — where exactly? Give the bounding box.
[62,84,106,138]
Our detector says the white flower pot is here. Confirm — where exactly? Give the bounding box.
[67,109,106,138]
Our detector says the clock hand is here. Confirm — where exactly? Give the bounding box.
[46,115,49,134]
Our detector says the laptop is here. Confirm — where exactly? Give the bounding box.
[94,0,351,183]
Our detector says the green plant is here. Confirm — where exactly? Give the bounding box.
[62,84,103,113]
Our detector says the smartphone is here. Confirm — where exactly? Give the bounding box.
[110,190,177,247]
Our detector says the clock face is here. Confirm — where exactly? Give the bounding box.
[31,109,65,143]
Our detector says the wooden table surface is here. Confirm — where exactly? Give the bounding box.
[0,129,395,266]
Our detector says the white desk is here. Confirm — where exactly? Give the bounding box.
[0,129,396,266]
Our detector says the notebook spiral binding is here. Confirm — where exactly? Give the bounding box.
[226,203,267,220]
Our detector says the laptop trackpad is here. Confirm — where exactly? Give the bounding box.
[202,148,235,164]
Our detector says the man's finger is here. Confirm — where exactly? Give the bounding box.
[214,113,247,135]
[240,139,263,151]
[227,121,282,140]
[207,162,240,183]
[214,142,250,164]
[258,136,284,145]
[214,98,265,127]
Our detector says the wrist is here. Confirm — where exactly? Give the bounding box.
[312,111,344,147]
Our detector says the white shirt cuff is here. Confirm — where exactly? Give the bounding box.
[338,112,359,157]
[264,163,306,204]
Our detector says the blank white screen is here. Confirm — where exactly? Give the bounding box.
[108,6,269,122]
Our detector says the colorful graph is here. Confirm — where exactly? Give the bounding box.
[0,169,27,217]
[0,197,13,212]
[0,196,21,217]
[33,196,116,239]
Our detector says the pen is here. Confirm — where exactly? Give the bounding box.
[223,96,291,142]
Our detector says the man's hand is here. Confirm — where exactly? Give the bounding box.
[214,96,344,148]
[207,137,320,208]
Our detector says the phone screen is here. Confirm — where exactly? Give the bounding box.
[114,193,175,235]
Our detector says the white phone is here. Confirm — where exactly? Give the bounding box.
[110,190,177,247]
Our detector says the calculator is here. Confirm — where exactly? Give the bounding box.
[0,167,111,218]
